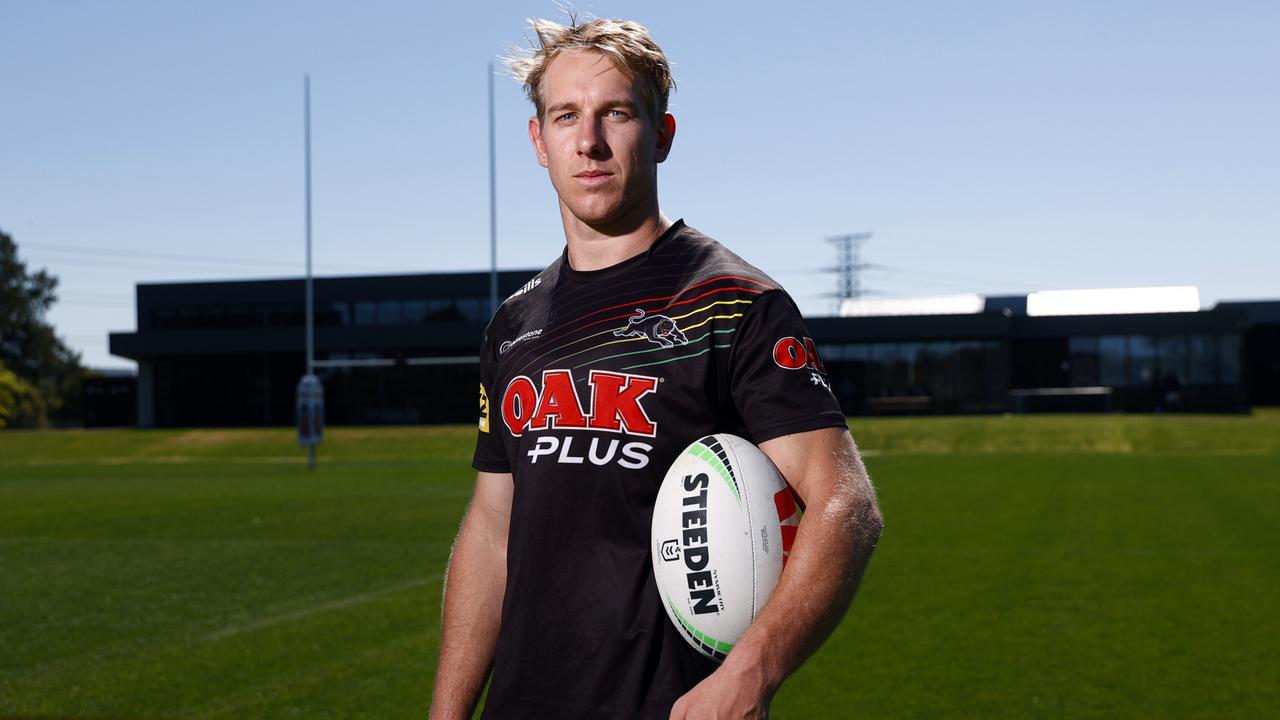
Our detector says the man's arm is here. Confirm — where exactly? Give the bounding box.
[429,471,514,720]
[670,426,883,719]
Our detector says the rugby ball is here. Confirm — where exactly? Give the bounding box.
[651,434,801,662]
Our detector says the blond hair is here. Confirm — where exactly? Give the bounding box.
[505,16,675,123]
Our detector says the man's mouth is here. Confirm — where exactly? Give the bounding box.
[574,170,613,186]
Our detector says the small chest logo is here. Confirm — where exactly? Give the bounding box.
[613,308,689,349]
[499,328,543,355]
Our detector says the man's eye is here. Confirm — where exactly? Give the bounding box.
[556,112,577,122]
[607,110,630,119]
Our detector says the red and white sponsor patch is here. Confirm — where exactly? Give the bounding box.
[772,336,826,374]
[502,369,659,438]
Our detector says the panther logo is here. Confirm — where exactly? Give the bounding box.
[613,308,689,349]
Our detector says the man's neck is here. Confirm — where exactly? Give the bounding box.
[562,206,672,272]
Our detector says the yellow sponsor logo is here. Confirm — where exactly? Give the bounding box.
[478,382,490,433]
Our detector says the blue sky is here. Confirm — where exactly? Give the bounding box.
[2,1,1277,369]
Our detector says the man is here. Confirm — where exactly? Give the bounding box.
[430,16,882,720]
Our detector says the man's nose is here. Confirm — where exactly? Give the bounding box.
[576,118,605,157]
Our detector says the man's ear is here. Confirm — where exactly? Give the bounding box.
[655,113,676,164]
[528,116,549,168]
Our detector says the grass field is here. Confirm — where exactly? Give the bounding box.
[2,413,1278,718]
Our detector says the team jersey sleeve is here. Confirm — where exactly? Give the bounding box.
[728,289,848,443]
[472,327,512,473]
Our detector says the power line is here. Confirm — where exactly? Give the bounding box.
[872,264,1040,293]
[54,301,134,309]
[20,241,385,272]
[59,291,132,301]
[18,254,299,275]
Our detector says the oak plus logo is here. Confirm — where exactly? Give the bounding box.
[502,369,659,469]
[772,336,832,391]
[613,308,689,349]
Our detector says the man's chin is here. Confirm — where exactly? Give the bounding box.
[563,201,629,231]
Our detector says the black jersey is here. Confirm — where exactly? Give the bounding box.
[471,221,846,719]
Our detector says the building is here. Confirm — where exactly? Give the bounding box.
[108,274,1279,427]
[814,291,1269,416]
[109,271,538,428]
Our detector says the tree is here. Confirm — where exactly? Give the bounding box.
[0,229,84,427]
[0,361,42,428]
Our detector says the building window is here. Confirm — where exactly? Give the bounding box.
[1128,335,1157,387]
[1158,335,1189,384]
[425,299,460,321]
[1099,336,1126,387]
[866,343,896,396]
[354,301,377,325]
[1188,334,1216,384]
[456,298,485,322]
[377,300,402,325]
[1220,334,1242,384]
[817,344,844,361]
[1069,336,1100,387]
[404,299,427,324]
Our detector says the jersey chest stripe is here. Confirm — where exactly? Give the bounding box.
[550,274,772,328]
[679,312,745,333]
[524,271,767,333]
[668,298,754,321]
[508,287,766,374]
[571,327,737,370]
[620,343,733,371]
[531,304,752,370]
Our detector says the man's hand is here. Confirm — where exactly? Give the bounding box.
[668,654,775,720]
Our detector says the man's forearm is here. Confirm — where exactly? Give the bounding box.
[429,508,508,720]
[726,470,881,690]
[727,431,883,692]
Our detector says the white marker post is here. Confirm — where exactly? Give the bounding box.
[296,373,324,468]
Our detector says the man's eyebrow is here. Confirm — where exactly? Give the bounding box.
[600,98,640,112]
[544,99,639,117]
[545,102,578,117]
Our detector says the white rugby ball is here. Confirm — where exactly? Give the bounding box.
[651,434,802,662]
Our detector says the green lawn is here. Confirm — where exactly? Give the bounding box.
[1,413,1277,718]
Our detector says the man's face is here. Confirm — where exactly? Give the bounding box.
[528,50,674,231]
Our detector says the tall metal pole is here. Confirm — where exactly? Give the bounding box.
[305,75,315,375]
[488,62,499,317]
[304,74,316,471]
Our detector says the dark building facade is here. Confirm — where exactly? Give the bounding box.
[110,271,539,428]
[82,371,138,427]
[109,273,1278,427]
[810,301,1258,416]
